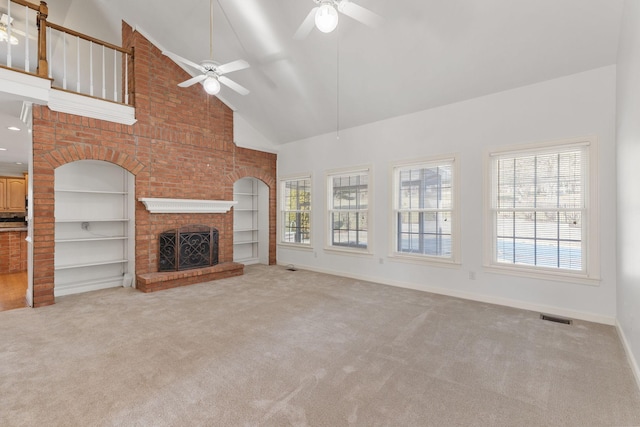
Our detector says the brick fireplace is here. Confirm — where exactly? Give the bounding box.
[29,23,276,307]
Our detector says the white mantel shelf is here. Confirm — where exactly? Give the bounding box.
[139,198,237,214]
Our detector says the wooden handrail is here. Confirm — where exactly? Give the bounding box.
[46,22,133,55]
[10,0,40,11]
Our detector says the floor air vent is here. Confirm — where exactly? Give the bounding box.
[540,314,572,325]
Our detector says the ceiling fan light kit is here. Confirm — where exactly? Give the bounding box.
[0,27,18,45]
[295,0,382,39]
[0,14,18,45]
[315,2,339,33]
[203,76,221,95]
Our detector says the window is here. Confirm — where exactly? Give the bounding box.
[392,156,459,263]
[487,138,598,280]
[280,176,311,245]
[327,168,370,251]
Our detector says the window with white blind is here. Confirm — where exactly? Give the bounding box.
[280,176,311,246]
[326,168,370,252]
[392,156,460,263]
[486,138,599,281]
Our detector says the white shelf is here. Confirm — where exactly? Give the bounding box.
[234,240,259,245]
[235,257,260,265]
[233,192,258,196]
[55,236,128,243]
[54,276,127,297]
[55,218,130,223]
[55,259,129,270]
[234,228,259,232]
[56,189,127,195]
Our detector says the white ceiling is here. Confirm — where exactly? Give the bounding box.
[0,92,30,169]
[1,0,626,154]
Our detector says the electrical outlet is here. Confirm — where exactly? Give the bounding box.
[468,271,476,280]
[379,258,384,264]
[81,222,90,230]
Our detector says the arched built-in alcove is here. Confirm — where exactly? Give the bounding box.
[54,160,135,296]
[233,177,269,265]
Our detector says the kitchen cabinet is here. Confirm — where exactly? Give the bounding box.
[0,177,26,212]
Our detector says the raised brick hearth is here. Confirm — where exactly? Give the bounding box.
[136,262,244,293]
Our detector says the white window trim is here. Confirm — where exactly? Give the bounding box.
[325,165,373,256]
[388,154,461,266]
[278,173,312,250]
[483,136,600,285]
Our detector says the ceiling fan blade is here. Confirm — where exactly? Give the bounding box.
[294,7,319,40]
[339,1,382,28]
[178,74,207,88]
[217,59,250,75]
[162,51,207,73]
[219,76,250,95]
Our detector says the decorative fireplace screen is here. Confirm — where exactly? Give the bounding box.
[159,225,219,271]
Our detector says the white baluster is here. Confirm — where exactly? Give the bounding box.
[102,45,106,99]
[89,42,94,96]
[124,53,129,105]
[62,32,67,89]
[76,36,80,92]
[113,49,117,101]
[24,5,29,72]
[7,0,11,68]
[47,26,52,79]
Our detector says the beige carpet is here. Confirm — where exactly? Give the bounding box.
[1,265,639,426]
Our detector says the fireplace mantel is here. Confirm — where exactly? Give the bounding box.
[139,198,237,214]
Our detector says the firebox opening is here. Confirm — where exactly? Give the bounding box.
[159,225,219,272]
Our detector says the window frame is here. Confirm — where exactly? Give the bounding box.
[278,174,313,249]
[390,154,461,265]
[484,137,600,284]
[325,166,373,255]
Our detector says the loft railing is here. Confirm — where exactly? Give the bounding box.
[0,0,134,106]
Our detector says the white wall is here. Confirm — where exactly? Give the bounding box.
[616,0,640,386]
[278,65,617,324]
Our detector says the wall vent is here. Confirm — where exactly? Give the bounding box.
[540,314,572,325]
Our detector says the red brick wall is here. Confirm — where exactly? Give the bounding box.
[30,23,276,307]
[0,231,27,273]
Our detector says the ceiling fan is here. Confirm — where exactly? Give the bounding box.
[162,0,250,96]
[294,0,382,39]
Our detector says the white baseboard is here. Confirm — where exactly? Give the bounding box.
[278,262,616,326]
[616,320,640,393]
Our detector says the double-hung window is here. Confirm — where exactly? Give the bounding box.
[327,168,370,251]
[392,156,459,263]
[280,176,311,246]
[487,138,598,281]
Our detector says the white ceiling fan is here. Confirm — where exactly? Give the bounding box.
[162,0,249,96]
[294,0,382,39]
[0,13,37,45]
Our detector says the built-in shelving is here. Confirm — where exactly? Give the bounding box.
[54,160,135,297]
[233,177,269,265]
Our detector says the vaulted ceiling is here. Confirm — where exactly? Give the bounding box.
[35,0,628,146]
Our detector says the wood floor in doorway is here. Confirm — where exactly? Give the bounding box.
[0,272,27,312]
